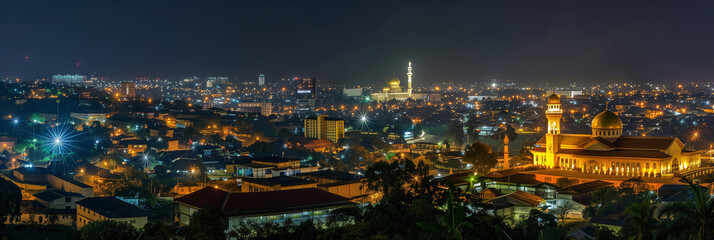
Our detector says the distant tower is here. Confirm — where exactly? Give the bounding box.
[503,135,510,169]
[545,93,563,168]
[407,61,413,96]
[258,74,265,86]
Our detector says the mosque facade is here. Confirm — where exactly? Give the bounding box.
[530,94,701,177]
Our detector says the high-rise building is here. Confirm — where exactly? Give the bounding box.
[235,102,272,116]
[52,74,87,85]
[258,74,265,86]
[120,82,136,99]
[207,77,228,87]
[304,115,344,143]
[295,77,316,99]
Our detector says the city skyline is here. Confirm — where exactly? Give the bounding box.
[4,1,714,85]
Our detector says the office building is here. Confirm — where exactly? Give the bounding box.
[120,82,136,99]
[258,74,265,86]
[207,77,228,87]
[295,77,316,99]
[52,74,87,85]
[235,102,272,116]
[304,115,344,143]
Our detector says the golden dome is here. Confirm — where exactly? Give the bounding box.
[547,94,560,104]
[388,77,401,87]
[592,110,622,130]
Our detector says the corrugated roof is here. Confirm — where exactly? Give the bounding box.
[559,180,613,194]
[76,197,148,218]
[175,187,355,216]
[33,189,83,202]
[242,176,315,187]
[490,191,542,209]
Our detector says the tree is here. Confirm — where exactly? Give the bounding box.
[417,192,473,240]
[153,165,167,177]
[182,206,228,240]
[464,116,480,144]
[618,177,651,195]
[363,160,445,207]
[657,180,714,240]
[551,201,577,223]
[413,124,423,138]
[445,121,465,148]
[619,201,657,240]
[80,220,138,240]
[0,177,21,239]
[341,145,370,167]
[491,124,518,142]
[556,178,578,188]
[592,225,622,240]
[463,141,497,174]
[114,184,157,208]
[139,222,174,240]
[512,209,558,240]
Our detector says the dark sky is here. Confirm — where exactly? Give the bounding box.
[2,1,714,86]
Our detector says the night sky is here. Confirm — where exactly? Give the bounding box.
[3,1,714,85]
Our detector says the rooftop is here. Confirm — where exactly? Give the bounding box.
[297,170,364,182]
[251,157,301,163]
[175,187,355,216]
[242,176,316,187]
[33,189,84,202]
[76,197,148,218]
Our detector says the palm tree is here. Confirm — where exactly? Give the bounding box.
[620,200,657,240]
[657,179,714,240]
[417,192,473,240]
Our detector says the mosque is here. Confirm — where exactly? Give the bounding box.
[530,94,701,177]
[371,62,430,102]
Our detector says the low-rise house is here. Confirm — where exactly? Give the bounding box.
[7,167,93,198]
[76,196,149,229]
[34,189,84,210]
[226,157,318,178]
[242,176,317,192]
[558,180,614,205]
[6,200,75,226]
[296,170,373,202]
[489,191,543,224]
[175,187,356,229]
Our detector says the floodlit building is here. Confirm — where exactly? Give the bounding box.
[304,115,344,143]
[530,94,702,177]
[52,74,87,85]
[120,82,136,99]
[235,102,272,116]
[371,62,435,102]
[258,74,265,86]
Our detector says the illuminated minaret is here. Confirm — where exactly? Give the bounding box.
[407,61,413,95]
[545,93,563,168]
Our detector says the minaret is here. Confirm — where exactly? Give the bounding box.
[503,135,510,169]
[545,93,563,168]
[407,61,413,96]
